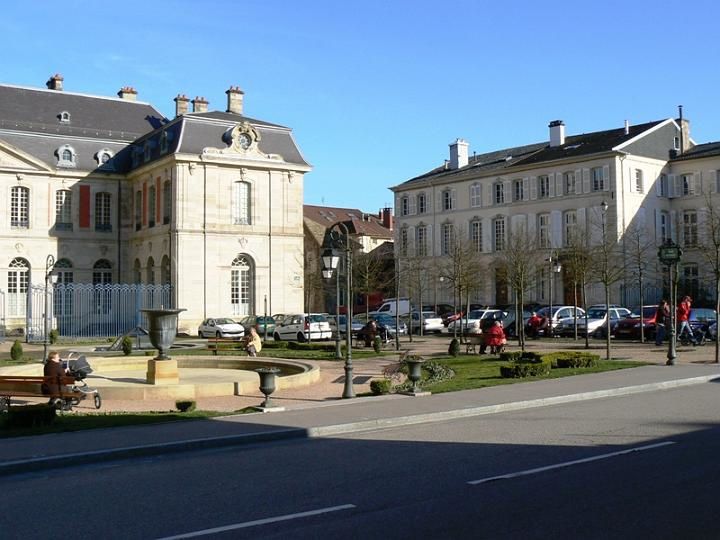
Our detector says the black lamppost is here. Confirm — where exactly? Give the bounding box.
[43,254,56,362]
[546,252,562,337]
[659,240,682,365]
[322,248,342,360]
[601,200,611,360]
[322,222,354,398]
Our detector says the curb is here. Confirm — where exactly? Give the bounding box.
[1,374,717,477]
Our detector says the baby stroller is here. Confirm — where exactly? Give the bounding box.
[51,354,102,411]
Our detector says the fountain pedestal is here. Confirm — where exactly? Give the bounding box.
[141,308,186,385]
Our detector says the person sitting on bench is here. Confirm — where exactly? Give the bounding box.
[482,321,507,354]
[42,351,67,395]
[244,327,262,357]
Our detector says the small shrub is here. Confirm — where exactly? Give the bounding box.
[175,400,197,413]
[448,338,460,357]
[500,361,551,378]
[370,379,393,395]
[10,340,23,361]
[121,336,133,356]
[550,351,600,369]
[5,403,57,428]
[373,336,382,354]
[49,329,59,345]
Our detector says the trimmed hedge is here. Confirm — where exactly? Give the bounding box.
[500,360,551,378]
[499,351,541,363]
[546,351,600,369]
[4,403,57,428]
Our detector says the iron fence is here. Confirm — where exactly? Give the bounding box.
[17,283,173,341]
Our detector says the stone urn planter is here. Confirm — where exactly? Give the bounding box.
[405,356,425,394]
[141,308,186,385]
[256,367,281,409]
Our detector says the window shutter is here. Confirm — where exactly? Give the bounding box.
[409,194,417,215]
[527,212,537,239]
[529,177,537,200]
[426,224,433,255]
[698,208,707,246]
[574,169,581,194]
[503,181,510,204]
[482,217,492,253]
[654,209,661,244]
[694,172,701,196]
[603,165,610,191]
[484,182,492,206]
[655,175,662,196]
[522,177,529,201]
[670,210,677,242]
[711,170,718,193]
[555,172,563,196]
[582,168,591,193]
[667,175,676,198]
[550,210,562,248]
[451,188,457,209]
[548,173,555,198]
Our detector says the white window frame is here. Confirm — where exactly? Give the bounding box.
[681,174,694,196]
[401,196,409,216]
[231,255,252,317]
[55,189,72,230]
[660,212,670,243]
[442,189,453,211]
[683,210,698,246]
[538,213,550,248]
[11,186,29,228]
[232,181,251,225]
[538,175,550,199]
[470,220,482,252]
[441,223,454,255]
[634,169,644,193]
[494,217,505,251]
[564,171,575,195]
[513,179,523,202]
[563,210,577,247]
[493,183,504,205]
[57,145,77,168]
[591,167,604,191]
[470,183,482,207]
[417,192,427,214]
[416,225,427,257]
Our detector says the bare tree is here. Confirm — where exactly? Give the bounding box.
[353,249,393,319]
[495,225,542,351]
[590,205,626,360]
[623,221,655,343]
[561,224,593,348]
[697,193,720,363]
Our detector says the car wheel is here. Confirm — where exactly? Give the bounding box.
[198,331,204,338]
[297,332,306,343]
[273,332,282,341]
[216,331,222,338]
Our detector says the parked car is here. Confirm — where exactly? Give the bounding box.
[687,308,717,339]
[446,309,506,334]
[535,306,585,335]
[197,318,245,339]
[709,321,717,341]
[327,314,365,338]
[356,313,408,338]
[614,306,658,340]
[501,309,533,337]
[407,311,444,334]
[555,306,631,338]
[273,313,332,342]
[238,315,276,337]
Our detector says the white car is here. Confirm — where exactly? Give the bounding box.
[408,311,444,334]
[556,306,630,337]
[197,318,245,339]
[446,309,506,333]
[273,313,332,342]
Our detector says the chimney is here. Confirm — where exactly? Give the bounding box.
[192,96,209,113]
[117,86,138,101]
[549,120,565,147]
[678,105,691,154]
[624,120,630,135]
[449,139,469,169]
[174,94,190,117]
[380,207,393,231]
[226,86,244,115]
[46,73,64,91]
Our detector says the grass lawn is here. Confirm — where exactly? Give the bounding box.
[423,355,650,393]
[0,408,257,439]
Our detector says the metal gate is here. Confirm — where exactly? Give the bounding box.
[23,283,173,341]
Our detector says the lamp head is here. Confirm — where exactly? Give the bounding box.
[601,200,608,213]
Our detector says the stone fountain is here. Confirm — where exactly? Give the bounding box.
[141,308,186,385]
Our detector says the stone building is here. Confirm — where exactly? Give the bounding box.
[0,74,310,335]
[391,114,720,308]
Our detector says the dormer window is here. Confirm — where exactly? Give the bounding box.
[95,149,114,168]
[58,111,71,123]
[56,144,76,168]
[160,131,170,154]
[143,141,152,162]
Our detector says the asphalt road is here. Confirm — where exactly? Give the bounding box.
[3,382,720,539]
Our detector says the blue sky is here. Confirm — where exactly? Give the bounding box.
[3,0,719,213]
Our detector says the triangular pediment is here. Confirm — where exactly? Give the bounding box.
[0,138,53,172]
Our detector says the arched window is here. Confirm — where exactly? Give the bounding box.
[93,259,112,284]
[232,181,250,225]
[57,145,76,167]
[230,255,253,317]
[53,259,74,323]
[161,255,170,285]
[11,186,30,228]
[147,257,155,285]
[54,258,73,284]
[8,258,29,317]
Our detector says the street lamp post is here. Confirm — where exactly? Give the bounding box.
[546,253,562,337]
[43,254,56,362]
[321,223,354,398]
[601,200,611,360]
[659,240,683,365]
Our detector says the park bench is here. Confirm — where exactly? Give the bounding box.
[207,337,246,355]
[0,374,101,412]
[462,333,484,354]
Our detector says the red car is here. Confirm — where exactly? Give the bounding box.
[614,306,657,340]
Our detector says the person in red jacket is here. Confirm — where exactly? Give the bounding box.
[483,320,507,354]
[526,312,543,339]
[676,296,695,344]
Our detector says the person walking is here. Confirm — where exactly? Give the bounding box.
[654,299,670,346]
[676,295,695,344]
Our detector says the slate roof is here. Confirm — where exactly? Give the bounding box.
[304,205,392,239]
[396,119,668,189]
[670,141,720,162]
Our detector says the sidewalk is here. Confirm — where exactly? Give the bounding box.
[1,336,718,476]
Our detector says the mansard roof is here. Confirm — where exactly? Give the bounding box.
[670,141,720,162]
[396,119,670,189]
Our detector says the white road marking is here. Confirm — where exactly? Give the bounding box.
[155,504,357,539]
[468,441,676,485]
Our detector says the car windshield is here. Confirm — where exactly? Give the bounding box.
[308,314,328,323]
[256,317,274,324]
[586,308,607,319]
[466,310,486,319]
[215,318,235,325]
[629,306,657,318]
